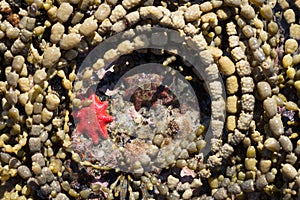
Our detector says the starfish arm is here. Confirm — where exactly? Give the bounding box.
[98,114,114,122]
[88,128,100,144]
[76,122,85,133]
[73,94,113,144]
[95,101,108,112]
[98,122,109,139]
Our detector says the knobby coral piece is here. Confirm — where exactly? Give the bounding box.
[74,94,114,144]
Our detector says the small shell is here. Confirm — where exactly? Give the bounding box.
[133,34,150,49]
[41,108,53,123]
[226,115,237,131]
[42,46,61,68]
[242,25,254,38]
[246,146,256,158]
[264,138,280,152]
[125,11,140,26]
[237,111,253,130]
[279,135,293,152]
[12,55,25,73]
[45,93,60,111]
[226,75,239,94]
[79,17,98,37]
[50,22,65,44]
[281,164,297,180]
[139,6,163,22]
[94,4,111,22]
[111,20,127,33]
[216,8,232,20]
[253,48,266,62]
[285,39,298,54]
[122,0,142,10]
[201,12,218,27]
[184,4,201,22]
[199,2,213,12]
[218,56,236,76]
[241,94,255,112]
[256,175,268,190]
[57,2,73,23]
[285,101,299,111]
[171,11,185,29]
[290,24,300,40]
[245,158,257,171]
[236,60,251,76]
[267,21,279,36]
[263,97,277,118]
[269,115,284,138]
[262,43,271,56]
[257,81,272,100]
[283,9,295,24]
[240,4,255,19]
[60,33,81,50]
[260,4,273,21]
[6,27,20,39]
[99,19,112,34]
[103,49,119,63]
[109,5,127,23]
[241,179,255,193]
[33,69,47,84]
[259,160,271,173]
[282,54,293,68]
[248,37,260,50]
[226,22,237,36]
[241,77,255,93]
[294,80,300,91]
[228,35,239,48]
[259,30,269,42]
[231,46,245,61]
[17,165,32,179]
[117,40,134,55]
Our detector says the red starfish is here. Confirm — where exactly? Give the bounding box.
[74,94,113,144]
